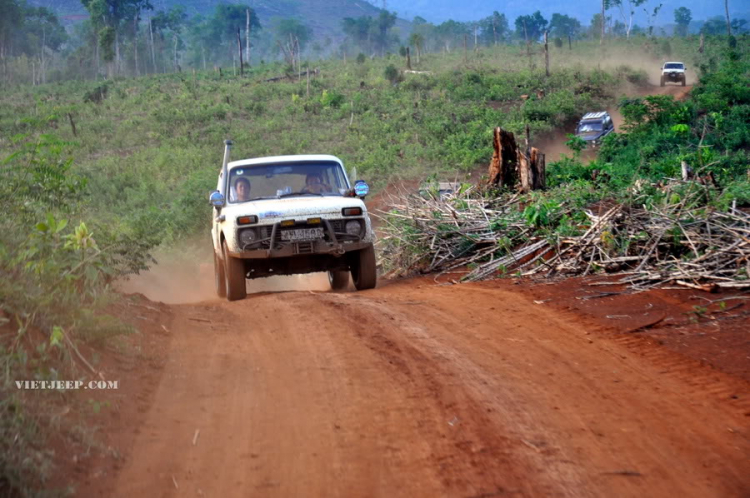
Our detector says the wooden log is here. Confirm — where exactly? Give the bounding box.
[519,147,546,192]
[681,161,692,181]
[534,149,546,190]
[519,150,531,193]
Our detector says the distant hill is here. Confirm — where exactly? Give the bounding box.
[36,0,411,43]
[381,0,747,26]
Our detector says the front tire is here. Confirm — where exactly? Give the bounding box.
[681,76,686,87]
[214,249,226,298]
[223,241,247,301]
[351,245,377,291]
[660,76,665,87]
[329,270,349,291]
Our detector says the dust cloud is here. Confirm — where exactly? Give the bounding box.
[117,237,331,304]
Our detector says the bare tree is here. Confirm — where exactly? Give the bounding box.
[544,31,549,77]
[245,9,251,67]
[149,17,156,73]
[725,0,732,36]
[237,28,243,76]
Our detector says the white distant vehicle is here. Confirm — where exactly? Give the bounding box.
[661,62,687,87]
[209,141,377,301]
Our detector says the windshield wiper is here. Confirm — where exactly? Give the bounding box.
[278,191,323,198]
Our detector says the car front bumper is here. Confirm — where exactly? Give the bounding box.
[228,218,372,259]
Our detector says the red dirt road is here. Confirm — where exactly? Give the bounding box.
[88,278,749,498]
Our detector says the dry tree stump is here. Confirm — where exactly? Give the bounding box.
[488,127,545,192]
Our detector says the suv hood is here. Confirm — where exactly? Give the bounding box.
[663,68,685,73]
[223,195,367,221]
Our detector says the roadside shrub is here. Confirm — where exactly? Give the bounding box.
[384,64,401,84]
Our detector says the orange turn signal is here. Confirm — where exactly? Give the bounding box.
[307,217,322,225]
[237,215,258,225]
[280,219,296,227]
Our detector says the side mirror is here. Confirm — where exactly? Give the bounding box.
[209,190,225,208]
[353,180,370,199]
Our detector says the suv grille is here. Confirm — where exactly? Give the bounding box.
[255,219,354,250]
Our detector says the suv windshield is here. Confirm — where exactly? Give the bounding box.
[228,161,349,203]
[578,121,603,132]
[664,63,684,69]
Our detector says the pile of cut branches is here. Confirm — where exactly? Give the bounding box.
[376,182,750,291]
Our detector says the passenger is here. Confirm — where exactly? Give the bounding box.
[304,173,328,194]
[234,177,251,202]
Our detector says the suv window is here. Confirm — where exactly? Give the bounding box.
[228,161,349,203]
[579,121,604,132]
[664,63,684,69]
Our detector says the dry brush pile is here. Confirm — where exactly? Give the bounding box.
[376,181,750,291]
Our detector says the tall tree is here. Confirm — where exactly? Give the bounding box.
[375,11,397,56]
[549,13,581,41]
[643,3,663,36]
[606,0,646,39]
[274,18,311,52]
[674,7,692,37]
[209,4,260,63]
[589,13,604,39]
[341,16,374,52]
[434,19,469,53]
[151,6,186,72]
[0,0,23,75]
[80,0,153,76]
[514,11,548,42]
[19,5,67,83]
[408,32,424,63]
[478,11,508,46]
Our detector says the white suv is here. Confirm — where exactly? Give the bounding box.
[660,62,686,87]
[209,141,377,301]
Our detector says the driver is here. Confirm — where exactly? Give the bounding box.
[234,177,251,202]
[303,173,329,194]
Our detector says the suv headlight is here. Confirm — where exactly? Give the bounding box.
[239,228,257,246]
[345,220,362,236]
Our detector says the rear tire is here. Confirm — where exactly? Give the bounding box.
[351,245,377,291]
[214,249,226,298]
[223,241,247,301]
[329,270,349,291]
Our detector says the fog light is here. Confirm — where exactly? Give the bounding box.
[345,220,361,236]
[239,228,257,246]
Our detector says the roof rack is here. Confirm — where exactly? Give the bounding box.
[581,111,608,120]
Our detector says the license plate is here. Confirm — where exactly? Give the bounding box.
[281,228,324,241]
